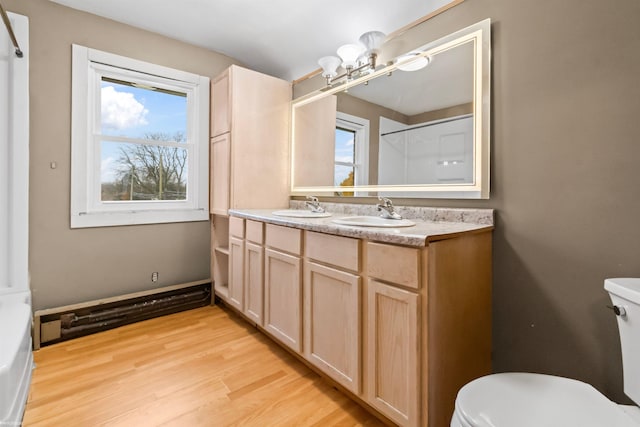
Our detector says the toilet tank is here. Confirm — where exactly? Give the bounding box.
[605,278,640,406]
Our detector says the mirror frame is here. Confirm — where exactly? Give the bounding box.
[290,19,491,199]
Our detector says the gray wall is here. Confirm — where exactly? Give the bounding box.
[4,0,238,311]
[296,0,640,403]
[426,0,640,404]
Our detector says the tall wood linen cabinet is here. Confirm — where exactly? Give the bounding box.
[209,65,291,302]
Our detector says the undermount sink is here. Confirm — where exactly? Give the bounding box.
[272,209,332,218]
[332,216,415,228]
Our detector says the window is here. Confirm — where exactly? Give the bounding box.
[334,127,356,187]
[71,45,210,228]
[334,112,369,196]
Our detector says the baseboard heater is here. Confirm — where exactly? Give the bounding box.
[33,280,211,349]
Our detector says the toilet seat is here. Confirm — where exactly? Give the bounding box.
[453,373,639,427]
[621,405,640,423]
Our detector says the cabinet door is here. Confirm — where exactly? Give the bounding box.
[366,280,420,427]
[244,241,264,325]
[210,133,230,215]
[228,236,244,312]
[304,261,361,394]
[211,70,230,137]
[264,248,302,352]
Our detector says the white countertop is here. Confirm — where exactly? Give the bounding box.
[229,208,493,247]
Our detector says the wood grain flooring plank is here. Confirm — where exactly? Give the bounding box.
[23,305,384,427]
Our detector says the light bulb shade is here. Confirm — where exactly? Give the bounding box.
[396,53,431,72]
[337,44,364,69]
[359,31,386,54]
[318,56,342,78]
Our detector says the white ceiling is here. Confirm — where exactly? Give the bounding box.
[49,0,453,81]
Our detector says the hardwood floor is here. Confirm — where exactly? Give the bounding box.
[23,305,384,426]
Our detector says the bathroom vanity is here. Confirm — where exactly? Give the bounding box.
[213,204,493,427]
[206,18,495,426]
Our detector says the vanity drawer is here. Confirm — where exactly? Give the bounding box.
[245,220,264,244]
[266,224,302,255]
[229,216,244,238]
[305,231,360,272]
[366,242,420,289]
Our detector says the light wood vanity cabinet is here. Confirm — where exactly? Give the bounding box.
[222,216,492,427]
[243,220,264,325]
[364,243,421,425]
[209,133,230,216]
[209,65,290,212]
[363,235,492,427]
[210,70,230,137]
[264,225,303,352]
[303,232,362,395]
[209,65,290,303]
[227,217,245,312]
[367,242,420,289]
[223,217,266,324]
[366,278,420,426]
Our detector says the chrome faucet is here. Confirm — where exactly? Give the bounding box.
[305,196,325,213]
[377,197,402,220]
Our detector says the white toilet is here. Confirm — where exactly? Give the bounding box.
[451,278,640,427]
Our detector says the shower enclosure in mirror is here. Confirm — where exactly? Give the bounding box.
[291,19,491,199]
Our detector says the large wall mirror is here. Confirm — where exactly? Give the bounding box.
[290,19,491,199]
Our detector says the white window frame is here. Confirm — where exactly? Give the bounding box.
[71,45,210,228]
[335,111,369,187]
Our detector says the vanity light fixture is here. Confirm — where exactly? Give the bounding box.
[396,52,431,72]
[318,30,386,86]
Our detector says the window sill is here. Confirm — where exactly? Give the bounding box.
[70,208,209,228]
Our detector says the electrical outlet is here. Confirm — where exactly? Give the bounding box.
[151,272,158,282]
